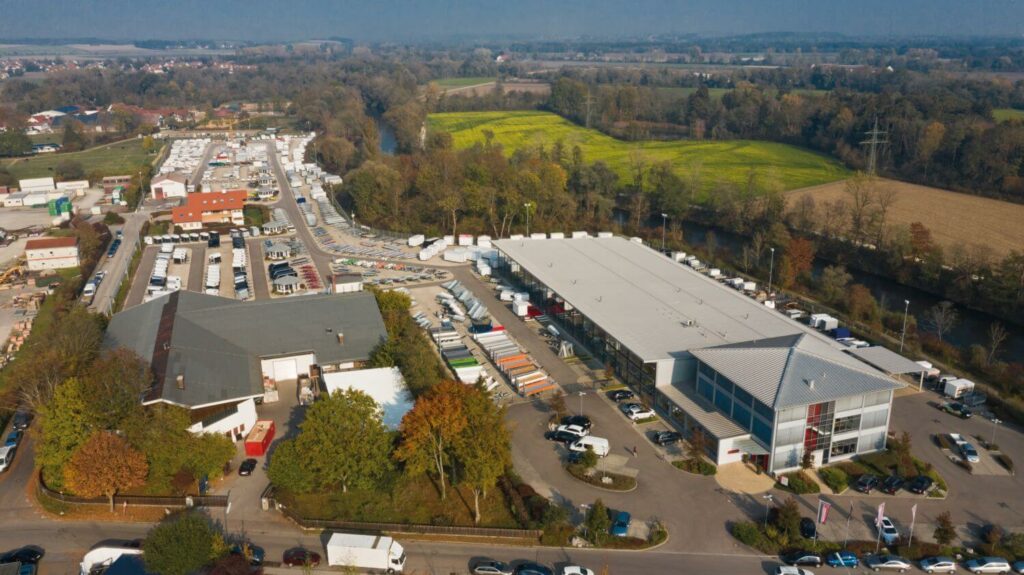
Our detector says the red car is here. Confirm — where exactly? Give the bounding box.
[282,548,321,567]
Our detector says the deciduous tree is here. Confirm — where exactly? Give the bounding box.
[143,513,225,575]
[924,301,959,343]
[454,387,511,524]
[37,377,93,489]
[585,498,612,546]
[395,380,468,499]
[933,511,956,546]
[64,431,148,510]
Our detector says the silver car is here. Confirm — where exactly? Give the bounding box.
[921,557,958,574]
[867,555,913,572]
[965,558,1011,574]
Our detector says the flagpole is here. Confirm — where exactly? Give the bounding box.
[814,499,821,543]
[908,504,918,551]
[844,503,853,548]
[875,502,886,555]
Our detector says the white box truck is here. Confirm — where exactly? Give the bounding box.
[326,533,406,573]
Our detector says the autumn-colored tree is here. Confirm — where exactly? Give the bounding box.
[933,511,956,546]
[454,386,511,523]
[846,284,880,324]
[37,377,93,489]
[909,222,934,258]
[64,431,148,511]
[395,380,468,499]
[786,237,816,279]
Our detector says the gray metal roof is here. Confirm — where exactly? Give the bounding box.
[657,381,748,439]
[105,290,387,408]
[691,334,902,409]
[494,237,863,362]
[846,346,929,375]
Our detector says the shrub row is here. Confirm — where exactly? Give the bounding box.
[780,471,820,494]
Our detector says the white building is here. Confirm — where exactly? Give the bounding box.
[18,177,55,193]
[323,367,412,429]
[25,236,80,271]
[151,173,188,199]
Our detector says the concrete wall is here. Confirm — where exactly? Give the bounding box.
[188,398,257,437]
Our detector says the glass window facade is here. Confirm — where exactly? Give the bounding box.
[830,437,858,457]
[753,417,773,445]
[861,408,889,430]
[754,401,774,421]
[833,414,861,434]
[732,402,752,429]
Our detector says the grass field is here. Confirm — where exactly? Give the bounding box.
[431,76,495,88]
[429,110,850,195]
[993,108,1024,122]
[0,138,156,180]
[786,179,1024,258]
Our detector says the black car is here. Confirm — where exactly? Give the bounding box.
[783,551,823,567]
[239,458,258,476]
[229,543,265,566]
[907,475,934,495]
[12,411,32,430]
[561,415,593,431]
[881,475,905,495]
[653,431,682,446]
[799,517,817,539]
[1,546,45,565]
[546,430,580,444]
[855,473,880,494]
[513,563,554,575]
[608,389,635,402]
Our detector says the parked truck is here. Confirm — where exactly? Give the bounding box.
[326,532,405,573]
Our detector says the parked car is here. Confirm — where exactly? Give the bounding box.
[546,430,580,444]
[652,431,682,446]
[238,458,257,476]
[881,475,905,495]
[879,517,900,546]
[907,475,934,494]
[619,403,655,421]
[866,555,913,572]
[472,559,513,575]
[229,543,265,566]
[775,568,815,575]
[826,551,859,568]
[561,567,595,575]
[964,558,1011,574]
[799,517,817,539]
[281,548,321,567]
[941,402,973,419]
[960,442,980,463]
[555,424,589,438]
[17,563,36,575]
[783,551,823,567]
[11,411,32,430]
[920,556,958,574]
[513,563,554,575]
[608,389,634,402]
[0,547,45,565]
[855,474,880,493]
[4,431,22,448]
[561,415,592,431]
[1011,561,1024,575]
[610,511,631,537]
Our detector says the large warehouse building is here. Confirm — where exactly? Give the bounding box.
[494,236,902,474]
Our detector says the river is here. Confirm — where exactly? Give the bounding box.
[374,114,398,155]
[671,220,1024,361]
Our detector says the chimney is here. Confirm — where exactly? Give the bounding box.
[337,331,345,345]
[176,374,185,389]
[807,379,815,390]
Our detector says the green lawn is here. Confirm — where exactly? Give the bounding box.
[428,110,850,195]
[993,108,1024,122]
[0,138,157,180]
[430,76,495,89]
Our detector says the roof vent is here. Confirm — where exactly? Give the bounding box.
[337,332,345,345]
[807,379,815,390]
[176,375,185,389]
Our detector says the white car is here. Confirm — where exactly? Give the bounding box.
[965,558,1011,574]
[562,567,595,575]
[921,557,958,574]
[628,408,656,421]
[619,403,656,421]
[775,567,814,575]
[555,424,589,438]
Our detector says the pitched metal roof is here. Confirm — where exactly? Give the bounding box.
[846,346,930,375]
[105,291,387,408]
[691,334,902,410]
[657,381,748,439]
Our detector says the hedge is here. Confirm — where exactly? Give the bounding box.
[780,471,820,494]
[818,466,849,493]
[672,458,717,476]
[995,453,1014,474]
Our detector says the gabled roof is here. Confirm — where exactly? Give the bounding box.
[691,334,902,410]
[172,190,246,224]
[104,291,388,409]
[153,172,187,184]
[25,236,78,250]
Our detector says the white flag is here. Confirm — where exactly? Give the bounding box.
[875,502,886,527]
[911,504,917,522]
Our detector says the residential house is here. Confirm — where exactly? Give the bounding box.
[24,236,80,271]
[171,190,246,231]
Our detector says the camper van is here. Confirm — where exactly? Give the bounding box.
[0,445,16,472]
[568,436,610,457]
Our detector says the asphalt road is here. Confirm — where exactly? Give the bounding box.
[247,237,270,299]
[121,245,157,309]
[87,207,149,315]
[186,244,207,292]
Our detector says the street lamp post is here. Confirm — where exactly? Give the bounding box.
[991,418,1002,446]
[762,494,774,529]
[579,391,586,416]
[661,213,668,253]
[768,247,776,295]
[899,300,911,352]
[524,202,533,236]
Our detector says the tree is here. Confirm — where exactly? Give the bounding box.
[64,431,148,510]
[988,322,1008,365]
[909,222,934,258]
[0,131,31,157]
[547,390,569,422]
[141,135,157,153]
[395,380,468,499]
[933,511,956,546]
[686,427,708,464]
[208,554,261,575]
[454,386,511,524]
[55,159,85,181]
[924,301,959,343]
[846,284,880,324]
[773,497,802,540]
[800,450,814,470]
[585,499,612,546]
[292,389,393,493]
[267,439,314,493]
[81,348,151,430]
[61,120,88,152]
[37,377,93,488]
[143,513,225,575]
[786,237,816,280]
[819,265,852,305]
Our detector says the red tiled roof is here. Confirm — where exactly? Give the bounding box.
[172,190,246,224]
[25,237,78,250]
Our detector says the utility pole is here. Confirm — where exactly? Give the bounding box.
[860,117,889,176]
[768,247,776,295]
[661,213,668,253]
[584,89,596,129]
[524,202,533,236]
[899,300,911,352]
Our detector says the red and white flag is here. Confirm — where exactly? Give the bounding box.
[818,500,832,524]
[875,502,886,527]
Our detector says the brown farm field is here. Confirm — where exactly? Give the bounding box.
[441,80,550,98]
[786,179,1024,258]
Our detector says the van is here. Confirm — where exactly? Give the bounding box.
[0,445,15,472]
[82,281,97,299]
[568,436,610,457]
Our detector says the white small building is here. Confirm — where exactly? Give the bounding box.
[151,173,188,199]
[25,236,80,271]
[323,367,412,429]
[3,191,29,207]
[187,397,258,438]
[19,177,55,193]
[332,273,364,294]
[56,180,90,195]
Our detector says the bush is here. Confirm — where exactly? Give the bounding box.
[104,211,126,225]
[780,471,820,494]
[566,464,637,490]
[731,521,777,553]
[956,458,974,474]
[672,458,717,476]
[995,453,1014,474]
[836,460,868,478]
[818,466,849,493]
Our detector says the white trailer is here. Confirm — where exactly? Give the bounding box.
[326,533,406,573]
[943,378,975,399]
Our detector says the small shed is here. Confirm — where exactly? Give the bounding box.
[265,242,291,261]
[331,273,363,294]
[273,274,302,294]
[244,420,275,456]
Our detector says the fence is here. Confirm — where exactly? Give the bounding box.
[37,472,228,508]
[276,501,541,540]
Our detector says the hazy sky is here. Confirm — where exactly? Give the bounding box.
[2,0,1023,42]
